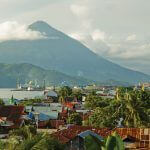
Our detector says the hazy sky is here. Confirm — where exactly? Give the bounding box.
[0,0,150,74]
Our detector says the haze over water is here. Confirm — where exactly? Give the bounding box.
[0,88,43,99]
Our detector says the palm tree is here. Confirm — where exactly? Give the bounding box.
[122,90,146,127]
[59,86,72,103]
[5,126,64,150]
[9,126,36,140]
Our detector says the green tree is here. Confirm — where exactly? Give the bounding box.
[84,135,103,150]
[84,132,125,150]
[71,90,83,101]
[0,98,4,105]
[122,90,149,127]
[67,113,82,125]
[88,89,150,128]
[85,94,110,109]
[89,107,119,128]
[59,86,72,103]
[4,126,64,150]
[0,140,5,150]
[9,126,37,140]
[102,132,125,150]
[31,135,64,150]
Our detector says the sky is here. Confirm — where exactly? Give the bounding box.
[0,0,150,74]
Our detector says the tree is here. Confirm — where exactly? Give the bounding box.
[84,132,125,150]
[9,126,37,140]
[17,134,42,150]
[31,135,64,150]
[71,90,83,101]
[4,126,64,150]
[0,98,4,105]
[59,86,72,103]
[84,135,103,150]
[67,113,82,125]
[85,94,110,109]
[102,132,125,150]
[87,89,150,128]
[0,140,5,150]
[122,90,149,127]
[89,107,119,128]
[59,86,72,97]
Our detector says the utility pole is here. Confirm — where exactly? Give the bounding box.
[43,80,46,90]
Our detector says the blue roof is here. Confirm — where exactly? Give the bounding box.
[78,130,103,141]
[27,112,57,121]
[38,113,52,121]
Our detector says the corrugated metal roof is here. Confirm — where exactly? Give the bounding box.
[78,130,103,141]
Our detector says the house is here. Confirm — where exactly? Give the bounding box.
[0,106,25,130]
[50,120,65,129]
[65,130,103,150]
[27,111,59,128]
[44,90,58,103]
[52,126,104,150]
[52,125,150,150]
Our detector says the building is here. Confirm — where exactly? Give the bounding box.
[52,125,150,150]
[0,106,25,130]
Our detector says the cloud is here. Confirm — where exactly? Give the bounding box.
[0,0,150,74]
[70,4,89,18]
[0,21,46,41]
[69,32,87,41]
[68,0,150,75]
[91,29,106,42]
[126,34,136,41]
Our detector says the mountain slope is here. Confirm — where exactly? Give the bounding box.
[0,21,149,84]
[0,63,93,88]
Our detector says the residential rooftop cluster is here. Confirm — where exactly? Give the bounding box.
[0,84,149,149]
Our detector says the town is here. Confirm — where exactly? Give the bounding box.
[0,83,149,150]
[1,0,150,149]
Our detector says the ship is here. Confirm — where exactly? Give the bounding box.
[11,80,46,91]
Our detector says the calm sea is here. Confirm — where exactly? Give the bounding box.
[0,88,43,99]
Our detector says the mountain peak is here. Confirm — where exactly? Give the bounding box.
[28,20,64,37]
[30,20,52,28]
[28,20,53,31]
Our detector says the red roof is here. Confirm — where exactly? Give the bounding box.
[52,125,150,149]
[50,120,65,129]
[0,106,25,128]
[52,125,111,144]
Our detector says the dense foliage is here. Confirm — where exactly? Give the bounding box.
[85,88,150,128]
[0,98,4,105]
[0,126,64,150]
[67,112,82,125]
[84,132,125,150]
[19,98,42,106]
[59,86,72,103]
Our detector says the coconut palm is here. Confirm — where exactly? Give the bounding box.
[122,90,149,127]
[5,126,64,150]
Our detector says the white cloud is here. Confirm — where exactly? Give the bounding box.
[91,29,106,42]
[0,0,150,74]
[68,0,150,75]
[70,4,89,18]
[0,21,46,41]
[126,34,136,41]
[69,33,87,41]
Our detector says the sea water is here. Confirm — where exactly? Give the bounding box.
[0,88,43,100]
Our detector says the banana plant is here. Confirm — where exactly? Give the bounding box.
[101,132,125,150]
[85,132,125,150]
